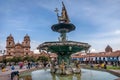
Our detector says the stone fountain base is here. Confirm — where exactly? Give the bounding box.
[73,68,81,74]
[50,66,81,75]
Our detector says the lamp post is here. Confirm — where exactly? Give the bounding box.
[0,50,6,64]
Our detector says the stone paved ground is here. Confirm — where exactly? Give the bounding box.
[0,65,44,80]
[109,70,120,80]
[115,78,120,80]
[0,74,11,80]
[110,70,120,74]
[0,65,36,80]
[0,69,27,80]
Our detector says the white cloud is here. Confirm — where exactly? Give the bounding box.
[33,49,40,54]
[115,30,120,34]
[90,48,96,53]
[0,41,6,50]
[31,40,41,51]
[87,37,120,52]
[0,32,6,51]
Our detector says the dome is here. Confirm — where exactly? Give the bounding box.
[15,42,22,46]
[105,45,112,52]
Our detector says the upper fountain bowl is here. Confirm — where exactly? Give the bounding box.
[51,23,76,33]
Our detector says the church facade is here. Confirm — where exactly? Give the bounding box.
[5,34,33,58]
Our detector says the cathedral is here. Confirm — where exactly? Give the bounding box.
[6,34,33,58]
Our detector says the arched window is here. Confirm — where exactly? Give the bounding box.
[9,42,11,45]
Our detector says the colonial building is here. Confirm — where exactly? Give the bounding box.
[5,34,33,58]
[72,45,120,65]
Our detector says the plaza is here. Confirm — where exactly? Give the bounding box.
[0,0,120,80]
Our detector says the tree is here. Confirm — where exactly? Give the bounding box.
[10,57,23,64]
[37,56,49,62]
[23,56,36,62]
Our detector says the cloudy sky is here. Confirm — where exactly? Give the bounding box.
[0,0,120,53]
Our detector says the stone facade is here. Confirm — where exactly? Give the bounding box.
[6,34,32,58]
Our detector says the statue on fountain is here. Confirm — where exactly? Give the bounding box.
[59,60,66,74]
[55,2,70,24]
[76,61,81,69]
[74,61,81,74]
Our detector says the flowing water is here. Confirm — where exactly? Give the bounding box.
[31,69,118,80]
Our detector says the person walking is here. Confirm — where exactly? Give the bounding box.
[27,62,31,69]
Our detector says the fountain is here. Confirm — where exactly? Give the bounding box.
[37,2,91,75]
[19,2,119,80]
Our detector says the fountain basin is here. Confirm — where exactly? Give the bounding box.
[38,41,90,53]
[31,69,119,80]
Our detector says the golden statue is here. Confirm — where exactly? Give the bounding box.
[55,2,70,23]
[75,61,81,69]
[59,60,66,74]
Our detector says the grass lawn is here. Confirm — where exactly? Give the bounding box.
[107,65,120,70]
[80,64,120,70]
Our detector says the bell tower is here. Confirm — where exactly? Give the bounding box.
[6,34,15,55]
[22,34,31,55]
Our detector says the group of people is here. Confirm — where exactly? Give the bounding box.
[96,63,107,69]
[90,63,107,69]
[0,61,51,73]
[27,62,39,69]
